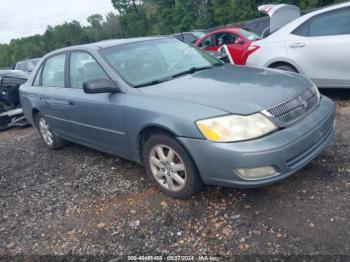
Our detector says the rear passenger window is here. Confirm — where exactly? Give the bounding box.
[309,7,350,36]
[42,54,66,87]
[70,52,109,89]
[292,22,309,37]
[293,7,350,37]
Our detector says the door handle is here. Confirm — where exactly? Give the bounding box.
[289,42,305,48]
[68,101,75,106]
[46,98,73,106]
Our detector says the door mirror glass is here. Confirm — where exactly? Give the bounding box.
[83,79,120,94]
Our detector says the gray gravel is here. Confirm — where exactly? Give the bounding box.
[0,90,350,258]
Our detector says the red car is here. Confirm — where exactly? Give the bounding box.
[195,27,260,65]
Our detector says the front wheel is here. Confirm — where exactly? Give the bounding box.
[35,113,66,150]
[143,134,203,199]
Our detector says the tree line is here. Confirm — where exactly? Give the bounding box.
[0,0,343,68]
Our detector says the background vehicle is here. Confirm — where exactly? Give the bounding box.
[13,58,40,73]
[246,2,350,88]
[0,58,40,130]
[207,45,231,64]
[20,37,335,199]
[195,27,260,65]
[0,70,29,130]
[237,16,270,36]
[172,31,205,44]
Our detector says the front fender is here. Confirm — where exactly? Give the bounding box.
[124,94,227,162]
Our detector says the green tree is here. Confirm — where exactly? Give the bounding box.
[0,0,344,68]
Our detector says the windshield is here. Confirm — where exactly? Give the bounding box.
[101,38,222,87]
[26,59,40,72]
[15,58,40,72]
[238,28,260,41]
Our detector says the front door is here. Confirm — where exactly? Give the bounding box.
[64,51,129,156]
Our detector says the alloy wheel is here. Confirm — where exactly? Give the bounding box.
[38,117,54,146]
[149,144,187,192]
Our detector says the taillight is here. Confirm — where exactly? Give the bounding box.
[242,45,260,65]
[246,45,260,55]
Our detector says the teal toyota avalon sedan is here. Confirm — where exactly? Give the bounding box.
[20,37,336,199]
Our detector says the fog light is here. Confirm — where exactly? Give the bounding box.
[235,166,277,180]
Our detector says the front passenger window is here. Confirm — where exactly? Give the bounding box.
[42,54,66,87]
[70,52,109,89]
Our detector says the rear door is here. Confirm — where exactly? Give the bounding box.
[39,53,74,138]
[224,33,249,65]
[286,6,350,87]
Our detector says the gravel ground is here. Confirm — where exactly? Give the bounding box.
[0,90,349,259]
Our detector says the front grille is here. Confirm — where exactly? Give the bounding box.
[265,88,319,125]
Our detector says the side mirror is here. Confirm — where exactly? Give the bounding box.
[235,37,245,45]
[83,79,120,94]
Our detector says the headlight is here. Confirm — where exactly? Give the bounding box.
[311,83,320,100]
[196,113,277,142]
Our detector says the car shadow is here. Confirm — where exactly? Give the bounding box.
[320,88,350,101]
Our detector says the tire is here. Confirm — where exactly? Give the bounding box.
[0,108,10,131]
[34,113,66,150]
[143,133,203,199]
[273,64,298,73]
[0,116,10,131]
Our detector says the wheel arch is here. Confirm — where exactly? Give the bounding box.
[31,108,40,125]
[137,124,178,164]
[266,59,301,73]
[137,124,205,186]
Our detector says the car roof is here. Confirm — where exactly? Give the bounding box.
[301,1,350,18]
[48,36,169,55]
[16,58,41,63]
[173,31,205,35]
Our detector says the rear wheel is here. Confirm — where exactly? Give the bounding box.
[143,134,203,199]
[35,113,66,150]
[273,64,298,73]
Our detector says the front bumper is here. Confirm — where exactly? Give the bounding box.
[178,95,336,188]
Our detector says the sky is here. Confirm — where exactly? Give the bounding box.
[0,0,115,44]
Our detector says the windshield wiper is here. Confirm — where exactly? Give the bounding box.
[133,64,223,88]
[171,65,218,78]
[134,76,173,88]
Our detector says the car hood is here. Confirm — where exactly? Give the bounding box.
[139,64,312,115]
[0,70,29,80]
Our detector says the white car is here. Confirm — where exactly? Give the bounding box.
[246,2,350,88]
